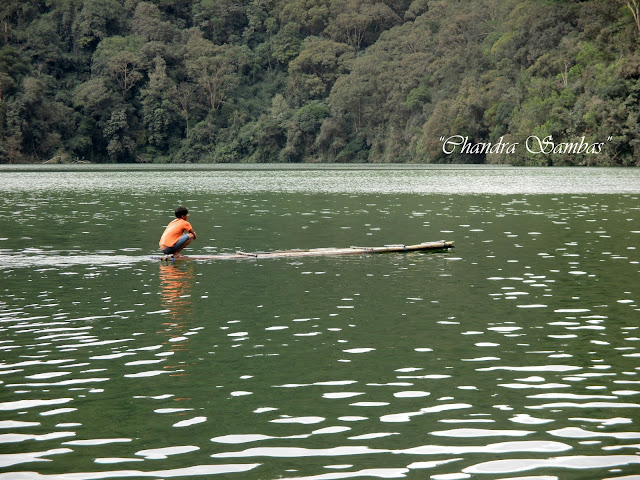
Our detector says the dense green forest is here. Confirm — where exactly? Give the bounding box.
[1,0,639,165]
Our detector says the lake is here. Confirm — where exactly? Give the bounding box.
[0,164,639,480]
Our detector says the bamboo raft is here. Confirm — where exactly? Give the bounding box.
[151,240,454,261]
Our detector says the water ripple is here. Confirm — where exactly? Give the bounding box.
[463,455,640,475]
[0,463,262,478]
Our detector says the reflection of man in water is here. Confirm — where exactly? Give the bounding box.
[159,263,195,377]
[159,263,194,321]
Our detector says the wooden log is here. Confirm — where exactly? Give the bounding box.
[150,241,453,261]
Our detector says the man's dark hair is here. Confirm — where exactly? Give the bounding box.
[175,206,189,218]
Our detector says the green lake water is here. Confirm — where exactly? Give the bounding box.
[0,165,639,479]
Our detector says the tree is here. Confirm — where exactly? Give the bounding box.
[105,108,135,162]
[0,96,26,163]
[109,51,144,99]
[185,30,243,111]
[132,2,177,43]
[623,0,640,37]
[326,17,434,161]
[404,0,429,21]
[0,46,28,100]
[44,0,84,53]
[0,74,74,162]
[72,77,118,160]
[192,0,248,43]
[21,15,68,76]
[243,0,280,70]
[288,36,352,100]
[0,72,13,101]
[141,57,179,152]
[93,36,145,99]
[278,0,330,36]
[0,0,45,34]
[269,24,303,65]
[282,100,330,161]
[325,0,400,50]
[73,0,127,49]
[172,82,198,139]
[329,73,371,134]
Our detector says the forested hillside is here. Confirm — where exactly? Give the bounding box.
[1,0,639,165]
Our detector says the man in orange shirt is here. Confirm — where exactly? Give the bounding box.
[159,206,197,257]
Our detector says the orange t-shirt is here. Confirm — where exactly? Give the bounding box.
[159,218,192,248]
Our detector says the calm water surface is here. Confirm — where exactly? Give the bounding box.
[0,165,639,480]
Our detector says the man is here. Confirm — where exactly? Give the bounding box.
[159,206,197,257]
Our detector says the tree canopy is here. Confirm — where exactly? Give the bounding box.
[1,0,639,165]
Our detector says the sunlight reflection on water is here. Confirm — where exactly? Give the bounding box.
[2,164,640,194]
